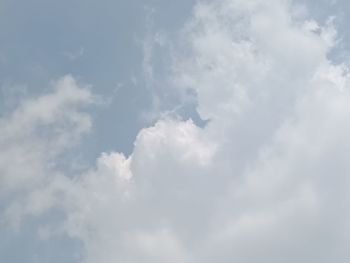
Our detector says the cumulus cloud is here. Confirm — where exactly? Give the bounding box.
[2,0,350,262]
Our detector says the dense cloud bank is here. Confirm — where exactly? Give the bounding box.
[1,0,350,262]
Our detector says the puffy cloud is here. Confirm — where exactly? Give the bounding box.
[2,0,350,262]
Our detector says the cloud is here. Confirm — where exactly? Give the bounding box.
[63,47,85,61]
[0,75,93,230]
[2,0,350,262]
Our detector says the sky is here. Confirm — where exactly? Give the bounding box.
[1,0,350,262]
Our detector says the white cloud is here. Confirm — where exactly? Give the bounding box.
[0,75,93,230]
[2,0,350,262]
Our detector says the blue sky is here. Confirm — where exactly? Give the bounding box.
[2,0,350,262]
[0,0,195,160]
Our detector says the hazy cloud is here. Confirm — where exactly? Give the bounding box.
[1,0,350,262]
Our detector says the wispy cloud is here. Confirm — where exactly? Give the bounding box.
[63,47,85,61]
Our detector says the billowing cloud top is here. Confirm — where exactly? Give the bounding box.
[1,0,350,262]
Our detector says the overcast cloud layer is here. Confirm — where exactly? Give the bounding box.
[1,0,350,262]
